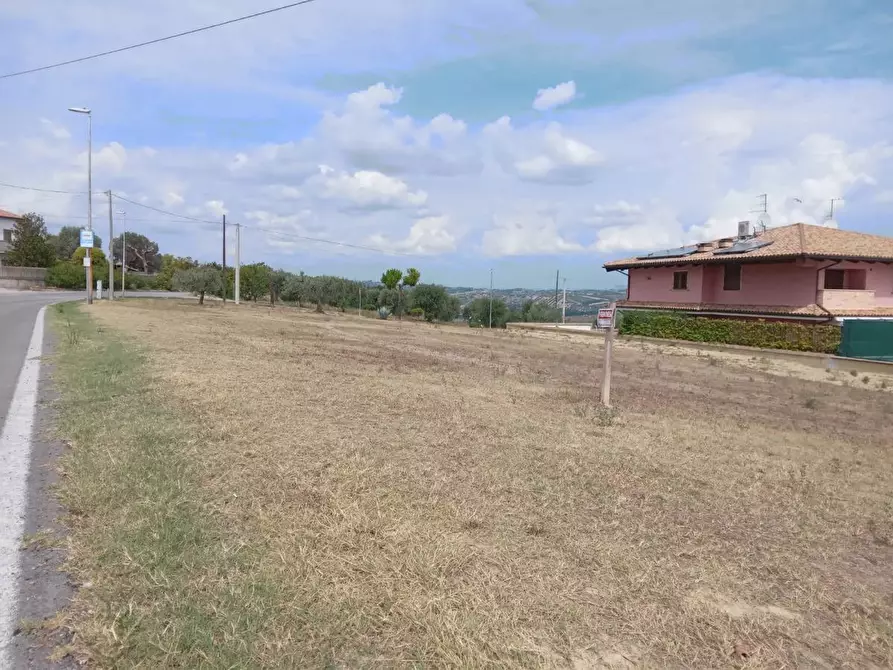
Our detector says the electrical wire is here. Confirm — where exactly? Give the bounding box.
[111,194,220,224]
[0,0,322,80]
[252,225,411,256]
[0,180,86,195]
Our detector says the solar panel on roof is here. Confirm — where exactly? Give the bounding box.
[636,245,699,260]
[713,239,774,255]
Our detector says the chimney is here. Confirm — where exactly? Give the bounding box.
[737,221,750,238]
[696,242,713,253]
[717,238,734,249]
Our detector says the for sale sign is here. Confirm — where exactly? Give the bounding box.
[596,307,615,329]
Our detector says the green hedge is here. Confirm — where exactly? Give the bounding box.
[618,310,841,353]
[46,262,161,291]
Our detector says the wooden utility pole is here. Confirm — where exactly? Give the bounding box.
[222,214,226,304]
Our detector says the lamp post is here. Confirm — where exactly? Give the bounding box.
[68,106,93,304]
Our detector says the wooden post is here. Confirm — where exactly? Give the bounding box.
[600,304,616,407]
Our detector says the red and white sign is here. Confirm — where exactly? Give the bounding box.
[596,307,615,329]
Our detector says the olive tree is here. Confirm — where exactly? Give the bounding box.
[172,265,223,305]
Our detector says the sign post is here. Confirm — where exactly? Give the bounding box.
[80,229,94,304]
[599,304,616,407]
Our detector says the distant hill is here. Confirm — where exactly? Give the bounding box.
[444,286,624,317]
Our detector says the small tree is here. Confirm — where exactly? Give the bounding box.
[6,213,56,268]
[410,284,452,323]
[172,266,223,305]
[381,269,402,290]
[239,263,272,302]
[72,247,109,280]
[155,254,198,290]
[270,270,290,306]
[463,297,509,328]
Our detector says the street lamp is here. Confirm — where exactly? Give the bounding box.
[68,106,93,304]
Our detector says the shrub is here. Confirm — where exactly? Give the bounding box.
[378,307,391,320]
[617,310,841,354]
[46,261,86,289]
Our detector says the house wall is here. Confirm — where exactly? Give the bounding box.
[628,265,704,304]
[627,260,893,310]
[825,261,893,308]
[713,262,817,306]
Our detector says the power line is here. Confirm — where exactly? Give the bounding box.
[0,0,322,80]
[111,194,220,224]
[254,224,411,256]
[0,180,86,195]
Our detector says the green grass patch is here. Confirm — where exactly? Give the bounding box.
[50,303,286,668]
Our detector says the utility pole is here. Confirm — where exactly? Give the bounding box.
[121,226,126,297]
[222,214,227,304]
[488,268,493,329]
[234,223,241,305]
[562,277,567,324]
[359,285,362,316]
[554,269,559,308]
[107,191,114,300]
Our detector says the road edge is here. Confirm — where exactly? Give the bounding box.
[9,308,77,668]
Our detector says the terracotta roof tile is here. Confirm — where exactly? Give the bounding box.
[0,208,23,220]
[618,300,893,318]
[604,223,893,270]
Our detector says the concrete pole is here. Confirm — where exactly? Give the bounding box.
[107,190,114,300]
[121,229,126,297]
[562,277,567,324]
[234,223,241,305]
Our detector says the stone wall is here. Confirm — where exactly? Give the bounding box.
[0,266,48,289]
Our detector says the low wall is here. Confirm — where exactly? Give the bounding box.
[506,322,893,376]
[0,266,48,289]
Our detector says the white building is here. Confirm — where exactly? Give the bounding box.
[0,208,24,265]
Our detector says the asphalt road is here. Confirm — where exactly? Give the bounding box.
[0,293,68,430]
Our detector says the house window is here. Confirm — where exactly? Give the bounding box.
[673,271,688,290]
[824,269,867,290]
[2,229,11,243]
[723,264,742,291]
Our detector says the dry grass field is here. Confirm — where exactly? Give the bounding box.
[59,299,893,668]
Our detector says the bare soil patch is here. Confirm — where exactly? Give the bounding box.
[82,299,893,667]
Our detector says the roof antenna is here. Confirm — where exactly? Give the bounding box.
[824,198,843,227]
[749,193,771,233]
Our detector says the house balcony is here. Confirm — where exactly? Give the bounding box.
[817,289,876,311]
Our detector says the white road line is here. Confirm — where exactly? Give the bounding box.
[0,307,46,668]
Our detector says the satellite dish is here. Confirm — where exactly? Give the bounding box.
[756,212,772,231]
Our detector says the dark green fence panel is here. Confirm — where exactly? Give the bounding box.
[839,321,893,361]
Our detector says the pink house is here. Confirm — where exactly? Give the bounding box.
[604,223,893,322]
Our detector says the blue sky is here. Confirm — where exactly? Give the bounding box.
[1,0,891,288]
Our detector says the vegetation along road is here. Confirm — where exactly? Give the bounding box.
[22,297,893,668]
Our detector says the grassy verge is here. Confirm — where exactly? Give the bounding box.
[51,303,284,667]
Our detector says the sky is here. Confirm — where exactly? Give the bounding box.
[1,0,892,289]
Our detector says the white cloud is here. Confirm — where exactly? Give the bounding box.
[40,118,70,140]
[369,215,459,254]
[481,210,584,256]
[486,118,604,183]
[314,167,428,211]
[319,83,480,176]
[533,81,577,111]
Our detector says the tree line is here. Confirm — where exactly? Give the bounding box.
[3,212,171,290]
[5,211,561,327]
